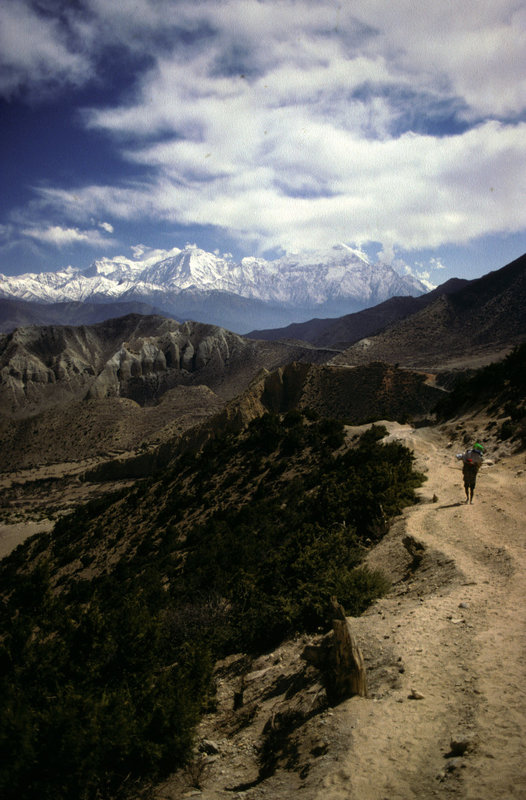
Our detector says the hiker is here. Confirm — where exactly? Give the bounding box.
[456,443,484,504]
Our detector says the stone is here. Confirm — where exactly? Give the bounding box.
[199,739,220,755]
[311,738,329,757]
[328,598,367,701]
[302,599,367,701]
[449,735,475,756]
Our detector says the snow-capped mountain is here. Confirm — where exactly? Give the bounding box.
[0,244,430,332]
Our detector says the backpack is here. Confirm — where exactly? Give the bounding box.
[463,449,483,466]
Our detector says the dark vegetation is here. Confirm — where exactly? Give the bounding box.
[0,412,424,800]
[436,343,526,448]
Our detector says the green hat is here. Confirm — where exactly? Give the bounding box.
[473,442,484,453]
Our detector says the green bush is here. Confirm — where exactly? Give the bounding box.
[0,416,423,799]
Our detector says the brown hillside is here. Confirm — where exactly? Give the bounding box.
[154,418,526,800]
[248,278,467,348]
[162,361,445,469]
[0,313,333,417]
[331,253,526,371]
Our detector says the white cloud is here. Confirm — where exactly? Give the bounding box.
[349,0,526,120]
[397,262,436,291]
[73,1,526,254]
[131,244,147,259]
[22,225,113,248]
[37,118,526,255]
[4,1,526,259]
[3,0,525,119]
[0,1,92,98]
[130,243,182,264]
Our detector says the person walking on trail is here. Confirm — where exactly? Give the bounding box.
[456,442,484,504]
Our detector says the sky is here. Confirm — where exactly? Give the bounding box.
[1,0,525,287]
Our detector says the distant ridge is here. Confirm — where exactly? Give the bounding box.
[0,243,428,332]
[330,253,526,370]
[0,298,175,333]
[248,278,467,348]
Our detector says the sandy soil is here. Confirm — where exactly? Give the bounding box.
[0,519,54,560]
[319,422,526,800]
[0,458,139,559]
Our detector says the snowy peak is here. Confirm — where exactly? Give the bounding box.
[280,243,370,269]
[0,244,431,332]
[140,247,232,289]
[83,257,143,282]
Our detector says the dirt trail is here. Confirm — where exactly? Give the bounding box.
[154,422,525,800]
[320,423,526,800]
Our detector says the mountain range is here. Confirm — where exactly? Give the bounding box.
[0,244,428,333]
[250,253,526,371]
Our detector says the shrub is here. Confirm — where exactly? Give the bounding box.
[0,417,423,799]
[436,343,526,420]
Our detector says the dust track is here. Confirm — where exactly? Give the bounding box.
[321,424,526,800]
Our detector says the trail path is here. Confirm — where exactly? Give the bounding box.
[321,424,526,800]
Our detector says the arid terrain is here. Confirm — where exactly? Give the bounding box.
[149,415,525,800]
[2,410,523,800]
[0,255,524,800]
[0,357,444,545]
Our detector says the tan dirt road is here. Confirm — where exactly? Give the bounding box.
[319,423,526,800]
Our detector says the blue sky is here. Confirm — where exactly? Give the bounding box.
[1,0,525,286]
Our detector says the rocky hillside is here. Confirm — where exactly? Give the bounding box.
[0,336,524,800]
[0,315,442,475]
[77,360,444,483]
[330,253,526,371]
[0,313,332,417]
[236,361,443,430]
[0,410,424,800]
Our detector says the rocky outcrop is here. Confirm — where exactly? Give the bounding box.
[0,315,332,415]
[0,314,172,412]
[85,322,248,403]
[302,598,367,703]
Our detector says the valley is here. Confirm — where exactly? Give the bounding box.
[0,354,444,559]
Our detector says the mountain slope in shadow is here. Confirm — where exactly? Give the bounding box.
[330,253,526,370]
[247,278,467,347]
